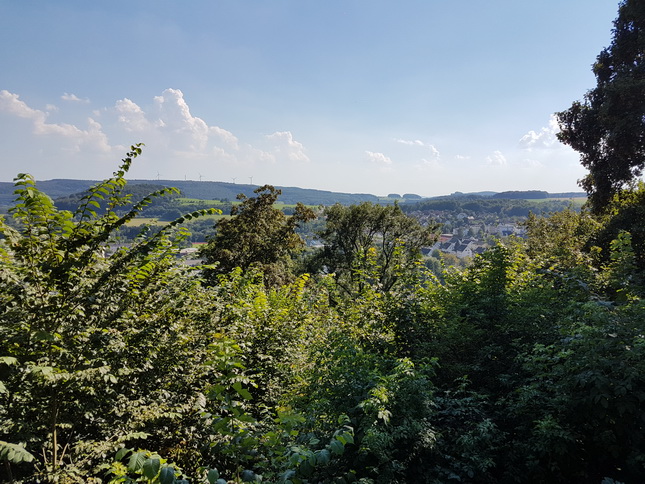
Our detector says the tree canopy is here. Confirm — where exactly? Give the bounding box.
[310,202,439,293]
[557,0,645,213]
[200,185,315,286]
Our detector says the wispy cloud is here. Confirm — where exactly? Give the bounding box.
[61,92,90,103]
[395,138,440,159]
[486,150,507,166]
[366,150,392,165]
[395,138,425,147]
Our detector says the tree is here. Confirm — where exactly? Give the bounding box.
[200,185,316,287]
[0,146,219,481]
[556,0,645,213]
[310,202,438,293]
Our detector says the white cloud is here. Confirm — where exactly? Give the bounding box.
[152,88,210,151]
[115,98,152,132]
[395,138,441,159]
[366,150,392,165]
[0,88,328,184]
[0,90,44,120]
[0,90,112,153]
[486,150,507,166]
[455,154,471,161]
[266,131,309,162]
[395,138,425,146]
[211,126,239,148]
[61,92,89,103]
[519,114,560,150]
[113,89,241,158]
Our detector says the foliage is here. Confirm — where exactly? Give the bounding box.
[556,0,645,213]
[200,185,316,287]
[523,207,600,271]
[0,146,219,482]
[310,202,438,294]
[6,52,645,482]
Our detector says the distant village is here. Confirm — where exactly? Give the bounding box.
[411,209,528,259]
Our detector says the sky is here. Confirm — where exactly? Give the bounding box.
[0,1,621,197]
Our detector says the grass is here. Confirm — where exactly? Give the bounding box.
[528,197,587,208]
[177,197,240,206]
[126,214,230,227]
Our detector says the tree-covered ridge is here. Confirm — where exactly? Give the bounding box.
[0,179,382,210]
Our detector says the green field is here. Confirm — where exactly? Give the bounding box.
[529,197,587,207]
[125,213,229,227]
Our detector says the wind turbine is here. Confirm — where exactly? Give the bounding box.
[232,177,237,184]
[198,173,204,182]
[249,176,253,185]
[156,171,161,181]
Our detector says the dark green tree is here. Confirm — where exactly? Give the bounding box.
[310,202,438,294]
[200,185,316,287]
[556,0,645,213]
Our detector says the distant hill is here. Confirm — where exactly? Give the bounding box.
[437,190,586,200]
[0,178,588,209]
[0,178,380,207]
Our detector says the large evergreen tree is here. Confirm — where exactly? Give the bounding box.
[557,0,645,213]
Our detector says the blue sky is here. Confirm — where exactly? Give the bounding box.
[0,1,619,196]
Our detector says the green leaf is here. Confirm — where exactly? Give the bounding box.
[233,381,253,400]
[115,447,131,462]
[143,457,161,479]
[338,432,354,445]
[159,466,176,484]
[207,468,220,484]
[0,441,35,463]
[315,449,331,465]
[330,439,344,455]
[0,356,18,366]
[241,469,256,482]
[127,451,147,472]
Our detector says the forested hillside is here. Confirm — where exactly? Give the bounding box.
[0,179,380,209]
[2,1,645,482]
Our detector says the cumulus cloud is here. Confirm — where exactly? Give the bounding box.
[115,98,152,132]
[113,89,241,157]
[519,114,560,150]
[366,151,392,165]
[61,92,89,103]
[266,131,310,162]
[0,88,313,181]
[0,90,111,153]
[486,150,507,166]
[0,90,43,120]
